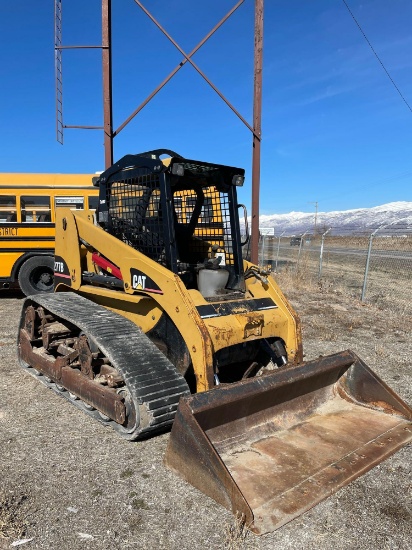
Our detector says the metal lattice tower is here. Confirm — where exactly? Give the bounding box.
[55,0,64,144]
[53,0,263,262]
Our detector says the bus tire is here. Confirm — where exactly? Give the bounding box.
[18,256,55,296]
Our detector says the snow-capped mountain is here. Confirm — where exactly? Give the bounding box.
[257,202,412,235]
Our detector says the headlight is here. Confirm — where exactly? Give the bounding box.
[171,163,185,176]
[232,175,245,186]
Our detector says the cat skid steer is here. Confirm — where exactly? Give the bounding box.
[17,150,412,533]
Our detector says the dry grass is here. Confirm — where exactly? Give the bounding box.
[224,513,249,550]
[274,268,412,350]
[264,234,412,251]
[261,235,412,318]
[0,489,32,542]
[273,252,412,322]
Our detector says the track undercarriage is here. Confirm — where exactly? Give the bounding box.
[18,292,190,440]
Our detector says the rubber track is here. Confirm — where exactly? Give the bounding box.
[19,292,190,440]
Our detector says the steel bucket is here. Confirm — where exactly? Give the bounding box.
[165,350,412,534]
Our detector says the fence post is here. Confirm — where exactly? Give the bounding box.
[361,231,374,302]
[260,234,265,266]
[361,220,404,302]
[296,231,307,273]
[318,228,331,278]
[361,223,388,302]
[275,231,285,272]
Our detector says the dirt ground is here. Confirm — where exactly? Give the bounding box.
[0,284,410,550]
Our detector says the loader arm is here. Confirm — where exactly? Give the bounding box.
[54,208,215,391]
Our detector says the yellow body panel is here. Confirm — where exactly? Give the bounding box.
[0,252,24,277]
[75,284,163,333]
[54,209,302,392]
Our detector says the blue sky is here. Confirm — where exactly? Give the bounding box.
[1,0,411,214]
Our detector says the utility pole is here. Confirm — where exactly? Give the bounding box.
[250,0,263,265]
[102,0,113,169]
[308,201,318,233]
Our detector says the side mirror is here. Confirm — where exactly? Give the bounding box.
[238,204,249,246]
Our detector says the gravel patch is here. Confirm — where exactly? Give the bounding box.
[0,288,410,549]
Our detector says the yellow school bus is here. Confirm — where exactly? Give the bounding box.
[0,173,99,295]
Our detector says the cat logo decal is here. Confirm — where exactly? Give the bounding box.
[130,268,163,294]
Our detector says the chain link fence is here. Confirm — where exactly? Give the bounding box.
[251,224,412,315]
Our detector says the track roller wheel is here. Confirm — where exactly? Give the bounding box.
[68,391,79,400]
[117,388,137,431]
[98,411,111,422]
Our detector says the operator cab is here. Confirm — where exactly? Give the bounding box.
[95,149,248,297]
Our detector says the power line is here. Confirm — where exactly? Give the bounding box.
[342,0,412,115]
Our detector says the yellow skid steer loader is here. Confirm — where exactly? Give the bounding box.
[17,149,412,533]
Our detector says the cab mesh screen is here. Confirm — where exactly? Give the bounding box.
[107,175,234,269]
[173,186,234,267]
[107,171,165,263]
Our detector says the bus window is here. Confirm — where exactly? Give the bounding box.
[0,195,17,222]
[21,196,51,223]
[55,196,85,209]
[147,190,161,218]
[200,197,213,223]
[0,173,98,295]
[173,196,183,222]
[88,196,99,210]
[186,196,214,224]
